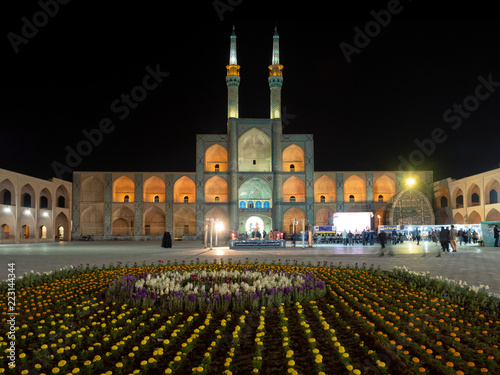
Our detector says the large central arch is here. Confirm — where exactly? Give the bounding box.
[238,128,272,172]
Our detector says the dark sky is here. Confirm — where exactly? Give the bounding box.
[2,2,500,183]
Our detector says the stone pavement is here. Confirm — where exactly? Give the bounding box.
[1,240,499,297]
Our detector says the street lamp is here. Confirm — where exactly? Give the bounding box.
[215,220,223,247]
[291,218,297,246]
[406,178,416,227]
[377,214,381,226]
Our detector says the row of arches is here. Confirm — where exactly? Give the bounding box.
[0,179,69,209]
[0,212,70,241]
[85,174,399,204]
[437,180,500,209]
[204,133,306,173]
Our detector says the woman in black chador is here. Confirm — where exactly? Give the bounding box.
[161,232,172,248]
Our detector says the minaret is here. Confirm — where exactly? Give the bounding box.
[268,26,283,119]
[226,26,240,120]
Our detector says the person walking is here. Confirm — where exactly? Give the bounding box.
[494,225,499,247]
[378,230,390,256]
[342,229,348,245]
[437,226,449,256]
[449,225,458,252]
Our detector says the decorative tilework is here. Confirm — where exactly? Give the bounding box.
[165,174,174,233]
[71,173,80,237]
[104,174,112,236]
[134,174,143,236]
[336,173,344,212]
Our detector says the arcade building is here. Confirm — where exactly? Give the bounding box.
[1,27,445,243]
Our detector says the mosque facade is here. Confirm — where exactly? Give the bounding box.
[0,28,453,243]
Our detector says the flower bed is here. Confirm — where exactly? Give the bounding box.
[0,261,499,374]
[105,268,326,312]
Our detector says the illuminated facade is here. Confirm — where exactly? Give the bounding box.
[68,27,437,240]
[0,168,72,243]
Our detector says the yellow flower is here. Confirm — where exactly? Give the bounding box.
[288,360,295,367]
[116,363,123,368]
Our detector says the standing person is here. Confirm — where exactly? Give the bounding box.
[445,226,451,251]
[467,230,473,244]
[342,229,348,245]
[347,230,354,245]
[161,232,172,248]
[378,230,392,256]
[415,229,421,245]
[472,230,478,244]
[449,225,458,252]
[494,225,499,247]
[438,226,449,255]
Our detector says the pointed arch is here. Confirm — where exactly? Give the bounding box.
[315,207,335,226]
[485,178,500,204]
[144,206,165,235]
[55,212,70,240]
[40,188,52,209]
[0,179,15,206]
[282,144,305,172]
[112,206,134,235]
[174,206,196,238]
[174,176,196,203]
[344,175,366,202]
[314,175,335,202]
[452,187,464,209]
[468,210,482,224]
[238,127,272,172]
[283,176,305,202]
[113,176,135,203]
[56,185,69,208]
[467,183,481,206]
[205,144,228,172]
[373,175,396,203]
[453,212,464,224]
[388,188,435,225]
[20,184,35,208]
[283,207,306,234]
[144,176,166,202]
[486,208,500,222]
[81,176,104,202]
[205,176,228,202]
[81,205,104,236]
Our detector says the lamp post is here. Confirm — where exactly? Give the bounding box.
[301,218,305,248]
[210,218,214,249]
[406,178,416,227]
[291,218,297,247]
[215,220,223,247]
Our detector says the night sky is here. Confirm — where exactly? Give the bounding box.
[2,2,500,183]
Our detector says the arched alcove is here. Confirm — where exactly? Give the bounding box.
[468,210,482,224]
[373,176,396,203]
[174,206,196,239]
[112,206,134,235]
[0,179,15,206]
[81,206,104,236]
[314,175,335,202]
[144,176,166,203]
[239,178,272,208]
[174,176,196,203]
[82,176,105,202]
[468,184,481,206]
[283,207,306,234]
[113,176,135,203]
[344,175,366,202]
[486,208,500,221]
[282,144,305,172]
[315,207,334,226]
[453,212,464,224]
[283,176,305,202]
[205,176,228,202]
[144,206,165,235]
[238,128,272,172]
[205,144,228,172]
[485,179,500,204]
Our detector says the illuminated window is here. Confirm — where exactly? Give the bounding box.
[183,196,189,203]
[290,164,295,172]
[290,196,296,203]
[154,195,160,203]
[215,164,220,172]
[247,201,254,208]
[215,196,220,202]
[124,195,129,203]
[349,195,355,202]
[239,201,246,208]
[264,201,270,208]
[378,195,384,203]
[255,201,262,208]
[320,195,326,203]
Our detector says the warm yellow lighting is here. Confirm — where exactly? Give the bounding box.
[215,221,224,231]
[406,178,416,186]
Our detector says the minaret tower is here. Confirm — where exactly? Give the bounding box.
[226,26,240,120]
[268,26,283,119]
